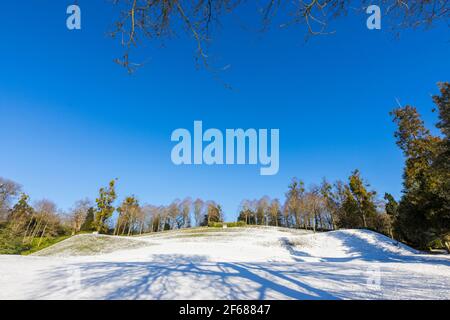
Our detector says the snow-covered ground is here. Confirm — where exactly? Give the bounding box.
[0,227,449,300]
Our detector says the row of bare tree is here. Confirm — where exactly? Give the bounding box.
[238,171,394,236]
[113,197,224,235]
[64,197,224,236]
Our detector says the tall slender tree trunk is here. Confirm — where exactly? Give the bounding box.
[29,217,43,244]
[113,219,120,236]
[127,218,133,236]
[37,223,48,247]
[443,237,450,254]
[23,218,33,243]
[362,214,367,228]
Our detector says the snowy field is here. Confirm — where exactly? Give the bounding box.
[0,227,449,300]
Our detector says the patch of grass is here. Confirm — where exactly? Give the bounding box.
[135,227,245,238]
[0,228,71,255]
[32,234,151,257]
[0,235,29,255]
[181,227,244,233]
[173,233,218,238]
[21,235,71,255]
[208,221,246,228]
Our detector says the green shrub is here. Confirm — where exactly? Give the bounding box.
[0,227,70,255]
[207,222,223,228]
[207,221,246,228]
[0,229,30,254]
[20,235,71,255]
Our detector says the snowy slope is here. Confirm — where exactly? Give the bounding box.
[0,227,449,300]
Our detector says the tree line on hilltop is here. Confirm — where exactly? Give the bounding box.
[0,83,448,253]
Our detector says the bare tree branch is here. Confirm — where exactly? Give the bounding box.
[109,0,449,74]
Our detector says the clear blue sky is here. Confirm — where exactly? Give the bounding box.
[0,1,448,220]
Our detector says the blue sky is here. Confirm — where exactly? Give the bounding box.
[0,1,449,220]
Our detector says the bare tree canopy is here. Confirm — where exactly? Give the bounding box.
[110,0,449,72]
[0,177,21,221]
[70,199,92,235]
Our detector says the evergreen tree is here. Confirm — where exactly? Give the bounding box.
[390,90,445,249]
[435,83,450,164]
[431,82,450,251]
[80,207,95,232]
[384,193,398,218]
[384,193,398,238]
[347,170,377,229]
[94,179,117,233]
[8,193,33,235]
[338,185,361,228]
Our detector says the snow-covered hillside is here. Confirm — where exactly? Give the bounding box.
[0,227,449,300]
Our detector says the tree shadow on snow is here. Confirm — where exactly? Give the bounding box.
[318,232,450,267]
[37,254,345,300]
[33,233,449,300]
[279,237,314,262]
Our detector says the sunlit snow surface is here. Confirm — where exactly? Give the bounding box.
[0,227,449,299]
